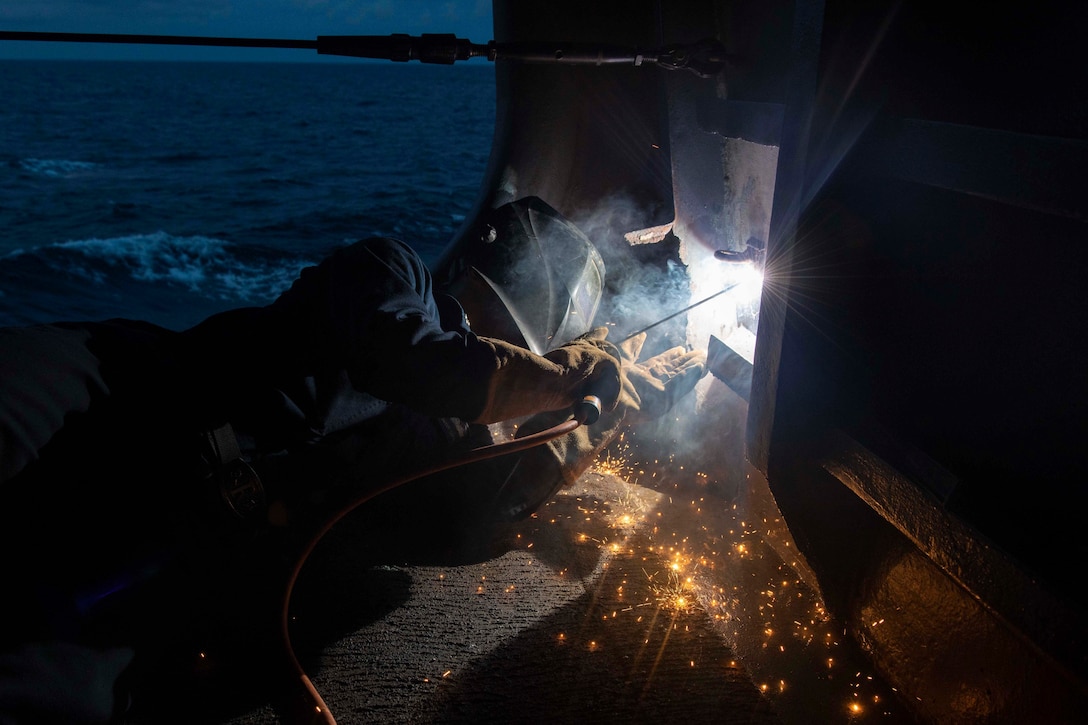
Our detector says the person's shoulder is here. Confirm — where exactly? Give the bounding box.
[339,236,418,262]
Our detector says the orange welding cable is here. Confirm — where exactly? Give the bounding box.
[277,412,589,725]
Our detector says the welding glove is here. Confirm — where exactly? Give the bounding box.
[618,334,708,422]
[471,327,622,424]
[496,331,706,520]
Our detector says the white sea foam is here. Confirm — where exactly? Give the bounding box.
[19,158,97,177]
[53,232,307,301]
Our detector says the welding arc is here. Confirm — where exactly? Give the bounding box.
[620,281,740,342]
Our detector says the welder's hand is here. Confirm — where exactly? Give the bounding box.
[616,329,647,364]
[509,331,706,502]
[542,327,622,413]
[471,328,621,424]
[619,332,707,421]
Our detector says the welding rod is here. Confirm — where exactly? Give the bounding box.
[620,281,741,342]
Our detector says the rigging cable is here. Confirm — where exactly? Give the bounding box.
[0,30,727,76]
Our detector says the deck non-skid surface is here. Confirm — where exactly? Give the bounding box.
[127,467,906,724]
[286,479,780,724]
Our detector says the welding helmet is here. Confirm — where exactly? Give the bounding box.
[438,196,605,354]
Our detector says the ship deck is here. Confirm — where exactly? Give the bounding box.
[126,461,914,724]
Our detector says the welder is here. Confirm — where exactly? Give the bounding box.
[0,197,705,724]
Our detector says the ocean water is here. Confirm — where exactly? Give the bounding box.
[0,60,496,330]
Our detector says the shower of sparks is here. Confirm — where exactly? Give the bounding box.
[646,567,700,614]
[506,439,904,718]
[592,438,637,480]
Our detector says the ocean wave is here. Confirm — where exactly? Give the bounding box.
[2,61,495,326]
[12,232,312,304]
[19,158,97,177]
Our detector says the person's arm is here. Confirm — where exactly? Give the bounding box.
[271,237,620,424]
[0,324,103,486]
[354,325,621,425]
[0,319,177,487]
[498,333,707,518]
